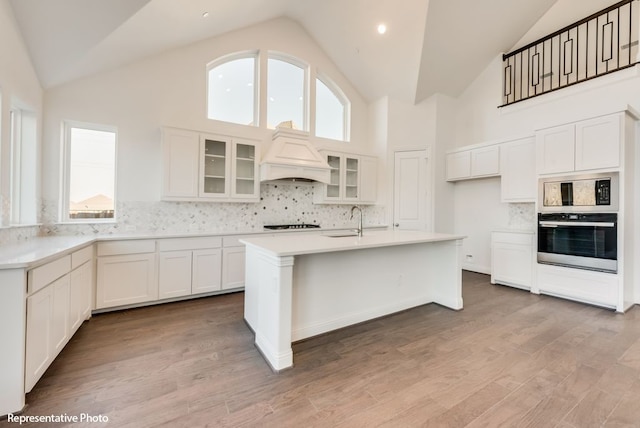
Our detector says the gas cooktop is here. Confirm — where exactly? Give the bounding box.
[263,224,321,230]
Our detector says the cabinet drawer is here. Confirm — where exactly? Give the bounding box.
[492,232,533,246]
[223,235,253,248]
[97,240,156,256]
[158,237,222,252]
[28,255,71,294]
[71,245,93,270]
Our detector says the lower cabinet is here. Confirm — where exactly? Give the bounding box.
[96,240,158,309]
[157,237,222,299]
[222,236,249,290]
[537,264,618,309]
[25,245,94,393]
[491,231,534,290]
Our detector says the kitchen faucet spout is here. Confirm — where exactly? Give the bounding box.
[350,205,363,237]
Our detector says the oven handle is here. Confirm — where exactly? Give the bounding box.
[539,221,615,228]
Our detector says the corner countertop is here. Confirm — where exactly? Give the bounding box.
[240,230,466,257]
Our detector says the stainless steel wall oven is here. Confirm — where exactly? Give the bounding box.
[537,212,617,273]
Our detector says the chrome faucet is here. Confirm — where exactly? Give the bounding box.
[350,205,363,237]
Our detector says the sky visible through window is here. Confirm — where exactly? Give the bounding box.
[68,127,115,216]
[316,78,345,140]
[267,58,304,130]
[208,57,255,126]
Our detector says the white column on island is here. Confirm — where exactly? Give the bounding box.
[244,247,295,371]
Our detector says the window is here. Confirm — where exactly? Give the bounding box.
[267,56,306,130]
[205,51,350,142]
[207,54,257,126]
[10,108,38,225]
[315,75,349,141]
[62,123,116,221]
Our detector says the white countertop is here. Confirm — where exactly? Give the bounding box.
[240,230,466,257]
[0,236,96,269]
[0,225,389,270]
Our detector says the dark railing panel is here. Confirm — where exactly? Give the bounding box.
[501,0,639,106]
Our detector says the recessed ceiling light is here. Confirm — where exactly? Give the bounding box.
[377,23,387,35]
[202,11,209,18]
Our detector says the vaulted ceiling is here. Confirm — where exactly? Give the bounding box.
[9,0,560,103]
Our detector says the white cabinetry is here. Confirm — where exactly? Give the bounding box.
[69,246,93,334]
[537,264,618,309]
[161,127,260,202]
[491,231,534,290]
[161,128,200,199]
[536,113,621,175]
[25,246,94,393]
[158,237,222,298]
[222,236,249,290]
[314,151,377,204]
[96,240,157,309]
[500,137,536,202]
[446,145,500,181]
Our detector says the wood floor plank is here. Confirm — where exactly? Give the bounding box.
[6,273,640,428]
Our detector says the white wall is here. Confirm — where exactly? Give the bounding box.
[41,17,370,218]
[0,0,42,239]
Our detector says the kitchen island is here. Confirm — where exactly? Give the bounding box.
[240,229,465,371]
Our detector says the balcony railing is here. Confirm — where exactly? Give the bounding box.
[501,0,639,106]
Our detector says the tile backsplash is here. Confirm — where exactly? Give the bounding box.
[507,203,536,230]
[33,182,386,239]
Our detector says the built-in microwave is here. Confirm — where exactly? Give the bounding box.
[538,172,618,213]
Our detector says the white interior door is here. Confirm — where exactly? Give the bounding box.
[393,150,429,230]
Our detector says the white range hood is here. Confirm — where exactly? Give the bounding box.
[260,127,331,183]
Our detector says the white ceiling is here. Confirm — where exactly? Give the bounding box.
[9,0,560,103]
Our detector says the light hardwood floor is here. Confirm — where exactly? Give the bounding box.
[5,271,640,427]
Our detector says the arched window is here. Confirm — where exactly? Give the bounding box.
[315,75,349,141]
[267,54,307,130]
[205,51,351,142]
[207,53,257,126]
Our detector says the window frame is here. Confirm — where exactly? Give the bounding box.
[206,51,259,127]
[9,106,38,225]
[60,121,118,223]
[315,72,351,142]
[266,52,310,131]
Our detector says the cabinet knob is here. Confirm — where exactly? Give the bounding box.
[394,223,400,227]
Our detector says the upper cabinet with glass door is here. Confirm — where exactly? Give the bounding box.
[314,151,377,205]
[161,127,260,203]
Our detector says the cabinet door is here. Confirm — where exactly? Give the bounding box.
[192,249,222,293]
[359,156,377,204]
[446,151,471,181]
[222,247,246,290]
[158,251,193,299]
[575,114,620,171]
[491,232,533,289]
[536,124,575,174]
[200,135,231,198]
[51,274,71,356]
[344,157,360,201]
[501,138,536,202]
[232,141,260,200]
[25,287,53,392]
[325,154,342,200]
[162,128,200,199]
[69,261,92,334]
[471,146,500,177]
[96,253,158,309]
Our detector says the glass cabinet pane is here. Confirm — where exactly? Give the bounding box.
[327,155,341,198]
[203,139,226,195]
[235,143,256,196]
[204,156,226,177]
